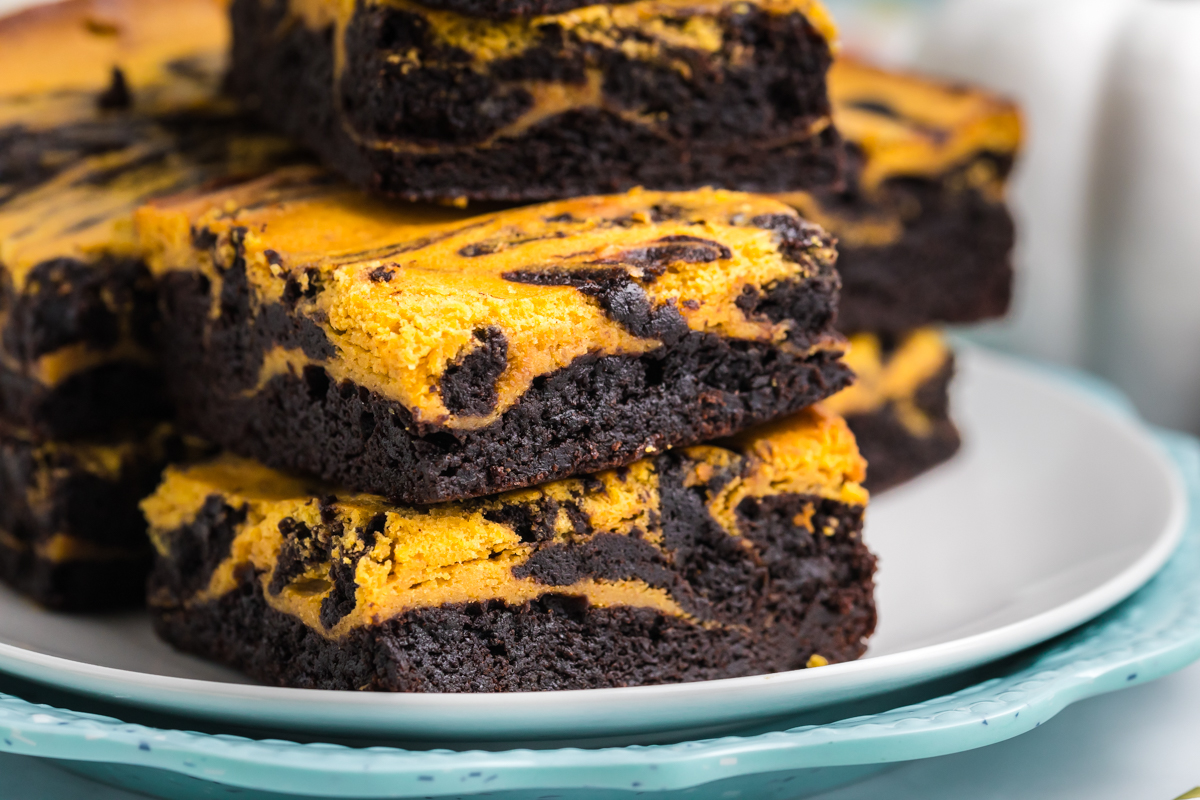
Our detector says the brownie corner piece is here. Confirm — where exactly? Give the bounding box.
[145,406,875,692]
[824,328,961,492]
[138,171,853,504]
[777,57,1021,334]
[228,0,845,201]
[0,0,296,440]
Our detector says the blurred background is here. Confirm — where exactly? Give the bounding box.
[828,0,1200,434]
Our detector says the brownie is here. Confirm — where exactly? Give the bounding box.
[823,329,961,492]
[137,168,853,504]
[774,58,1021,335]
[0,0,233,211]
[0,423,212,610]
[0,0,295,440]
[227,0,847,202]
[144,407,876,691]
[0,0,231,141]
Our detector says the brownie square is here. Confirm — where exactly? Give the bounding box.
[137,168,854,504]
[144,407,876,691]
[775,58,1021,335]
[0,115,298,439]
[228,0,846,202]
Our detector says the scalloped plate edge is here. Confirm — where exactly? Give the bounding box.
[0,400,1196,797]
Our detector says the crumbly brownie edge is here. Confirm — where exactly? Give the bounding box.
[160,270,853,504]
[150,488,876,691]
[834,158,1016,335]
[228,0,845,202]
[847,357,961,492]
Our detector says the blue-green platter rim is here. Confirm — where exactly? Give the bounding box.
[1,364,1199,798]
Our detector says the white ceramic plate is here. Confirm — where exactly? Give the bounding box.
[0,348,1185,746]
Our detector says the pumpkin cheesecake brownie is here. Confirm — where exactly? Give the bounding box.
[0,117,292,439]
[823,328,959,492]
[0,0,230,144]
[775,58,1021,335]
[227,0,846,202]
[144,406,876,691]
[0,0,242,212]
[0,423,211,610]
[136,168,854,504]
[770,60,1018,490]
[0,0,293,440]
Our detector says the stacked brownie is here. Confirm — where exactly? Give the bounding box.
[136,0,1017,690]
[221,1,1021,492]
[117,0,889,690]
[0,0,289,608]
[0,0,1021,691]
[136,173,878,688]
[143,409,874,690]
[776,58,1021,490]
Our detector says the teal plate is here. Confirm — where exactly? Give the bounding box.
[2,377,1200,798]
[0,349,1187,748]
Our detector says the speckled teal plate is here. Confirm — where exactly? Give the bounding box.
[0,350,1186,748]
[1,364,1199,799]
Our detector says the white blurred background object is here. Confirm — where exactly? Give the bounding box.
[1084,3,1200,432]
[842,0,1200,433]
[823,0,940,66]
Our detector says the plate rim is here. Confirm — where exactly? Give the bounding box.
[0,347,1187,741]
[0,431,1196,797]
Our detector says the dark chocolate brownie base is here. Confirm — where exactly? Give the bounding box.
[0,542,150,611]
[832,154,1016,335]
[151,477,876,691]
[154,580,874,691]
[229,0,845,202]
[847,359,961,492]
[158,267,853,504]
[0,361,166,441]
